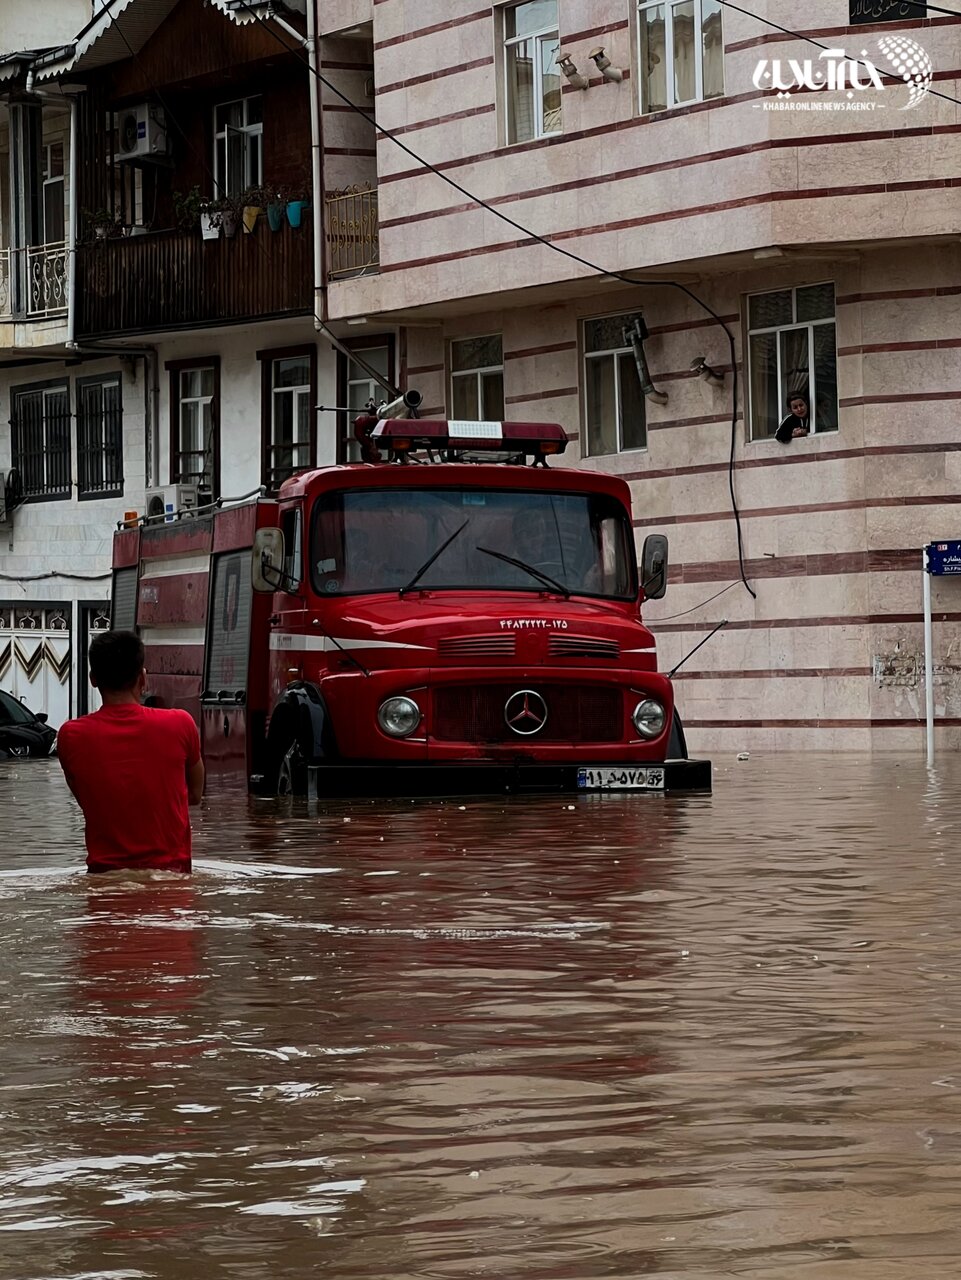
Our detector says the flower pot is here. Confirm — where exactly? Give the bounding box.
[126,224,148,237]
[94,225,110,240]
[200,212,220,241]
[286,200,308,229]
[242,205,262,233]
[266,202,284,232]
[222,208,240,238]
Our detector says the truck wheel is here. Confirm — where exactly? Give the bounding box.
[667,709,689,761]
[277,741,307,797]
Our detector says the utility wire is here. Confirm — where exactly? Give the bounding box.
[649,581,738,623]
[715,0,961,110]
[236,1,756,598]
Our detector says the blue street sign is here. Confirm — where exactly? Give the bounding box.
[926,541,961,575]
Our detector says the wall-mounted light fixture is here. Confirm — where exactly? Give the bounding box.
[556,49,588,90]
[690,355,726,388]
[589,46,624,82]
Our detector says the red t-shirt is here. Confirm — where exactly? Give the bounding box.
[58,704,201,873]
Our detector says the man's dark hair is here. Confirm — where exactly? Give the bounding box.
[89,629,145,692]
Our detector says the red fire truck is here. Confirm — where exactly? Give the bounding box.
[111,417,710,796]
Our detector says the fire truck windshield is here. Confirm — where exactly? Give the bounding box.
[311,487,637,599]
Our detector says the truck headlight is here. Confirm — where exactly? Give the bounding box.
[632,698,666,739]
[377,696,421,737]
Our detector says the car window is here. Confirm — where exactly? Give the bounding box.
[0,691,36,725]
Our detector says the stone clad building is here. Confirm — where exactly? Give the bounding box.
[0,0,959,749]
[317,0,961,751]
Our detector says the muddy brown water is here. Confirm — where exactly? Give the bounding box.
[1,754,960,1279]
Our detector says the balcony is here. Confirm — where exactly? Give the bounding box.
[0,244,69,320]
[76,223,314,339]
[325,186,379,280]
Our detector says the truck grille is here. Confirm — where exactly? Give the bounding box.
[549,635,620,660]
[432,684,623,743]
[437,634,516,658]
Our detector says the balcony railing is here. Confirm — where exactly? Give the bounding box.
[0,249,11,319]
[76,221,314,339]
[26,242,68,317]
[0,244,69,320]
[326,186,380,279]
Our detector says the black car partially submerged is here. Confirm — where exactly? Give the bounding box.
[0,689,57,758]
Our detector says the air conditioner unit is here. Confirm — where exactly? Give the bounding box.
[115,103,168,161]
[145,483,200,523]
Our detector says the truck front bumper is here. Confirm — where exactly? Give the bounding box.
[306,758,711,799]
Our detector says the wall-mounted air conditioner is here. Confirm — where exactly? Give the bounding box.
[115,103,168,161]
[145,483,200,523]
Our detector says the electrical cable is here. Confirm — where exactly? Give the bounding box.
[235,1,757,599]
[0,571,111,582]
[714,0,961,110]
[648,581,738,622]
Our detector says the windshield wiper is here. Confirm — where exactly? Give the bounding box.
[476,546,570,598]
[399,519,470,595]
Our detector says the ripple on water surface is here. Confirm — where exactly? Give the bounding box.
[1,754,960,1278]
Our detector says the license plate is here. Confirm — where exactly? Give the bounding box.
[576,766,665,791]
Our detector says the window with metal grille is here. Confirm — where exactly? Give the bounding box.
[77,375,123,499]
[10,381,71,500]
[169,359,218,493]
[260,347,316,492]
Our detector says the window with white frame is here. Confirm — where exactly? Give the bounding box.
[77,375,123,499]
[172,362,218,492]
[264,351,314,490]
[214,96,263,198]
[747,283,839,440]
[503,1,561,144]
[583,315,647,456]
[637,0,723,113]
[450,335,504,420]
[42,141,65,244]
[344,345,391,461]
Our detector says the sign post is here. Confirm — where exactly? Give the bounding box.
[923,540,961,765]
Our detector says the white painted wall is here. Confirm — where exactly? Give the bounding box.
[0,0,92,54]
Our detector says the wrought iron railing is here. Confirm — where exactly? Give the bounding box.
[26,242,68,317]
[325,186,380,279]
[0,249,12,319]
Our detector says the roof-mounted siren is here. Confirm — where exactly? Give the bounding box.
[353,417,569,466]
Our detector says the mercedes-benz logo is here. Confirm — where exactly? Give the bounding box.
[504,688,548,736]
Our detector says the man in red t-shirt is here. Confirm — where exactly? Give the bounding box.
[58,630,205,874]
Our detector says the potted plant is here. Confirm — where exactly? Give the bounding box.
[285,182,310,229]
[199,197,225,241]
[210,192,242,239]
[241,185,264,234]
[84,208,121,240]
[264,184,289,232]
[173,186,204,231]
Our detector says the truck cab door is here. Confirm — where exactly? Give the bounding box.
[269,504,309,688]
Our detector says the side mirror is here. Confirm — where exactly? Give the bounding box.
[252,526,285,593]
[35,712,48,724]
[641,533,668,600]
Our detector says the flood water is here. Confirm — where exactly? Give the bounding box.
[1,754,960,1279]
